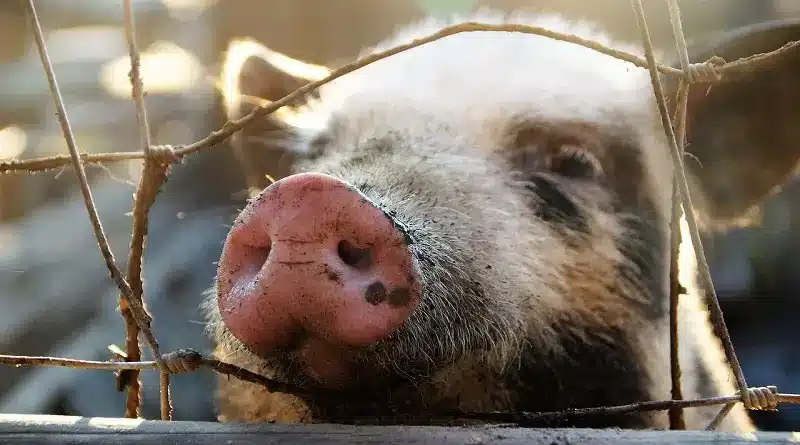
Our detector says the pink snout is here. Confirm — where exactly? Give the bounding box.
[216,172,421,383]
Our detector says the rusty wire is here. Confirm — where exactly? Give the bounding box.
[1,0,799,427]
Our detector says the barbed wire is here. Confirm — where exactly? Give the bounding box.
[1,0,799,430]
[1,348,798,426]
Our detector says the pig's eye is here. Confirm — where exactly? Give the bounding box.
[549,147,603,180]
[508,121,606,182]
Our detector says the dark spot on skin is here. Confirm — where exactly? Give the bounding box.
[365,281,388,305]
[324,265,341,283]
[527,175,589,234]
[387,287,411,307]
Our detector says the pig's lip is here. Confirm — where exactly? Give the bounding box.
[292,337,362,389]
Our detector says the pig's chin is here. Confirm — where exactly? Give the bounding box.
[283,339,364,390]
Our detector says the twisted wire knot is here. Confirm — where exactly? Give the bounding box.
[147,144,181,165]
[686,55,725,84]
[160,348,203,374]
[741,385,779,411]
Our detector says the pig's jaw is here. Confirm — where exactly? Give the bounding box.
[241,339,521,423]
[262,362,496,424]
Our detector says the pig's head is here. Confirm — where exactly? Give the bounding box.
[203,11,800,424]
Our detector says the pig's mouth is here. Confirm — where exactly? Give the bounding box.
[252,328,432,394]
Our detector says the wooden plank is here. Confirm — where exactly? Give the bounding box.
[0,414,797,444]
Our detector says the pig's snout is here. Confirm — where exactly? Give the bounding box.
[216,172,421,375]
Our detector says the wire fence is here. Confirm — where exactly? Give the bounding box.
[0,0,799,431]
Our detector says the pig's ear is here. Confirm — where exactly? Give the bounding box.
[665,18,800,229]
[219,38,331,132]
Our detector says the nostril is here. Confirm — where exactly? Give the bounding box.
[337,240,372,269]
[220,242,273,313]
[238,243,271,278]
[254,244,271,266]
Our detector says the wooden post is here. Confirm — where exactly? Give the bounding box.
[0,414,797,444]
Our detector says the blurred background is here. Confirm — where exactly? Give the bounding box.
[0,0,798,431]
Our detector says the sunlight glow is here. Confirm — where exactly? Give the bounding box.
[162,0,219,21]
[99,41,204,99]
[43,26,126,63]
[0,125,27,160]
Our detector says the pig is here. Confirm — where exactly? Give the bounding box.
[201,10,800,431]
